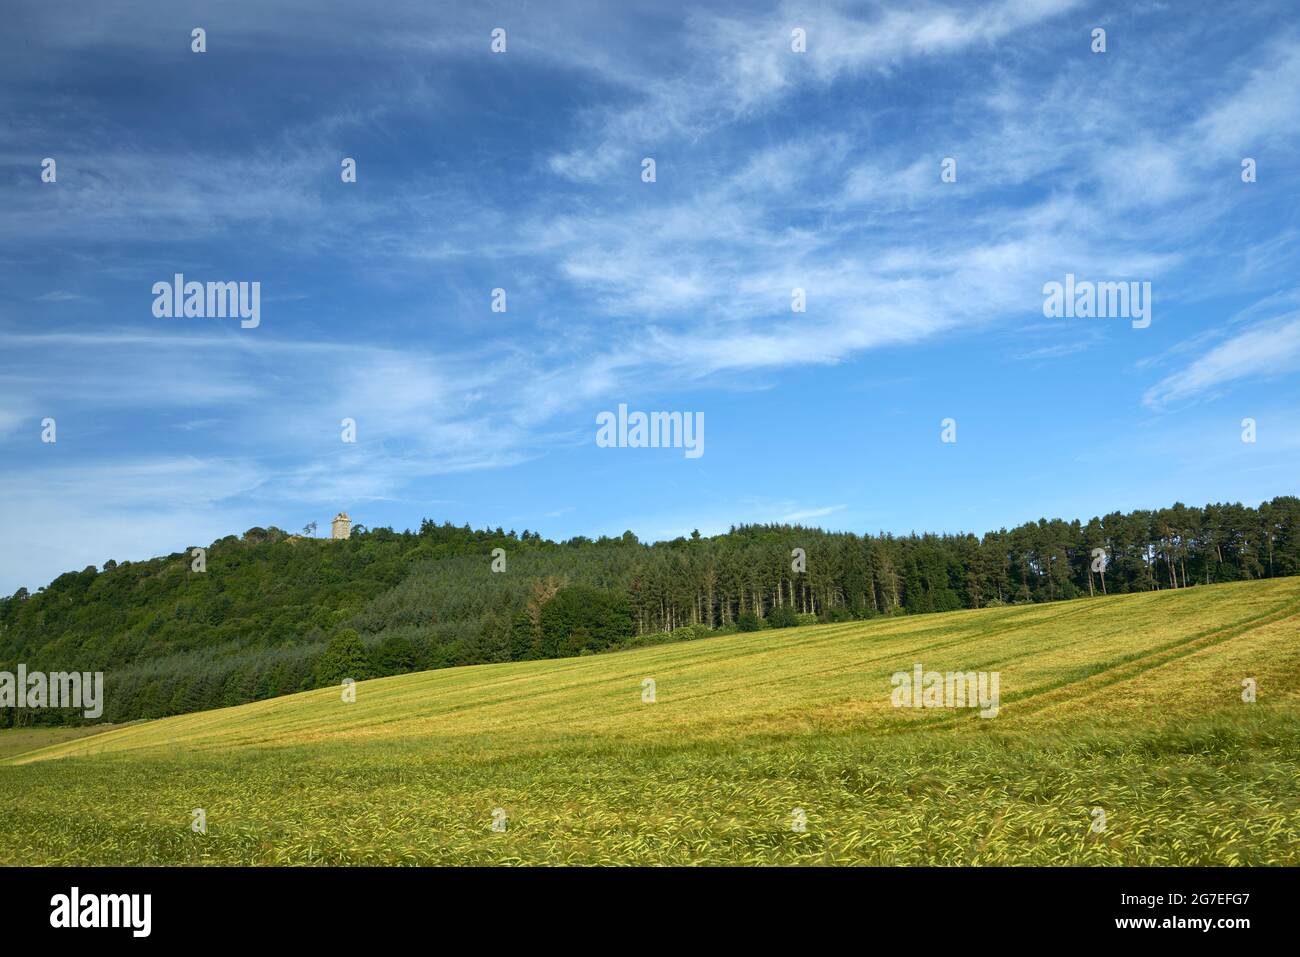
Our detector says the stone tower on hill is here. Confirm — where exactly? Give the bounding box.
[331,512,351,540]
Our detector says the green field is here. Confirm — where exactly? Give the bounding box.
[0,724,128,762]
[2,578,1298,865]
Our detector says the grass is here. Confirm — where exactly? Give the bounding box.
[1,578,1297,865]
[0,724,120,761]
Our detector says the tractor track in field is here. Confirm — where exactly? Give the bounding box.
[907,596,1300,732]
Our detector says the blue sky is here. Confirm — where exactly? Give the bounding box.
[2,0,1299,594]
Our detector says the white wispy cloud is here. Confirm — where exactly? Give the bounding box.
[780,504,846,523]
[1143,313,1300,408]
[549,0,1083,180]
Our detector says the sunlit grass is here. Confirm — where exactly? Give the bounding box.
[2,578,1297,864]
[0,724,122,761]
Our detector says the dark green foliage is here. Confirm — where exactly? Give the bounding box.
[312,629,373,686]
[373,634,417,676]
[1,498,1297,726]
[539,586,633,657]
[765,605,799,628]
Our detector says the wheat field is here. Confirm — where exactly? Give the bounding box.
[2,578,1297,865]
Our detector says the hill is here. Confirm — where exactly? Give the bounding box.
[2,577,1297,865]
[2,497,1298,727]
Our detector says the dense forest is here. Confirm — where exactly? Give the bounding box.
[2,496,1298,726]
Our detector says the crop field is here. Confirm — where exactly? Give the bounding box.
[0,724,126,762]
[1,578,1298,865]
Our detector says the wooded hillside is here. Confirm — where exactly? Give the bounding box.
[3,497,1296,725]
